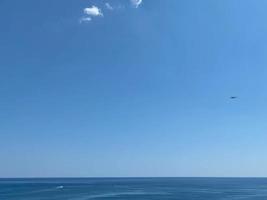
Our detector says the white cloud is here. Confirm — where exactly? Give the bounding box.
[105,3,113,10]
[84,6,103,17]
[130,0,142,8]
[79,1,143,24]
[80,17,92,23]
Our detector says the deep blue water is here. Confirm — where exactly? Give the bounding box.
[1,178,267,200]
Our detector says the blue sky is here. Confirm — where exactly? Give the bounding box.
[1,0,267,177]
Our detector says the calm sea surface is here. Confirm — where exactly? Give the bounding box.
[1,178,267,200]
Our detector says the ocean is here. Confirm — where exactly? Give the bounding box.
[0,178,267,200]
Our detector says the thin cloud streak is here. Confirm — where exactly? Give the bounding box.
[105,3,113,10]
[130,0,143,8]
[79,17,92,23]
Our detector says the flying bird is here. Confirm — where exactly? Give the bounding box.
[230,96,237,99]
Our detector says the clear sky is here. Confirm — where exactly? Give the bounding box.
[1,0,267,178]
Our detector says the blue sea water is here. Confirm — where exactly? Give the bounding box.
[1,178,267,200]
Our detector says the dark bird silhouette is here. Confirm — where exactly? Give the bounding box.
[230,96,237,99]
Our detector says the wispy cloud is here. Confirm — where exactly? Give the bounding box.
[105,3,113,10]
[79,1,143,24]
[80,5,103,23]
[84,6,103,17]
[130,0,143,8]
[80,17,92,23]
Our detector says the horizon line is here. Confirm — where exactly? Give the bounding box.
[1,176,267,179]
